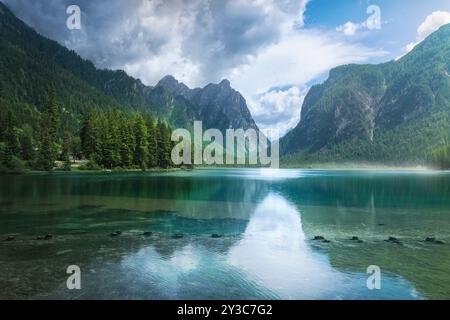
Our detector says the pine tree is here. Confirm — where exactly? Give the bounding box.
[0,110,8,143]
[71,136,83,160]
[146,114,158,168]
[133,114,148,170]
[100,116,114,169]
[61,131,72,171]
[37,86,59,171]
[156,119,172,168]
[107,112,121,168]
[81,110,100,161]
[1,110,20,169]
[19,124,35,162]
[118,112,134,168]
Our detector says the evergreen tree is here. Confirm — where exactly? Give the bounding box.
[81,110,101,161]
[146,114,158,168]
[71,136,83,160]
[427,144,450,170]
[19,124,35,162]
[100,117,114,169]
[1,110,20,169]
[133,114,148,170]
[108,112,122,168]
[0,109,8,143]
[118,112,134,168]
[77,110,174,171]
[156,119,172,168]
[61,131,72,171]
[37,86,59,171]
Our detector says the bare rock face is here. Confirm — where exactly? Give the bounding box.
[156,76,259,132]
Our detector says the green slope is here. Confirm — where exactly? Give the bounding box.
[281,24,450,165]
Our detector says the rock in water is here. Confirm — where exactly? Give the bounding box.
[385,236,402,245]
[36,234,52,240]
[425,237,445,245]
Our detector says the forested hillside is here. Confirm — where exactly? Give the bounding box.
[281,23,450,167]
[0,2,259,134]
[0,2,259,172]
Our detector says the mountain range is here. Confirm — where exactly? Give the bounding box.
[1,1,450,165]
[281,23,450,164]
[0,2,258,135]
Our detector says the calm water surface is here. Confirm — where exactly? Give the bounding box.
[0,169,449,299]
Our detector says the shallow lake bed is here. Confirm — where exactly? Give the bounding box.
[0,169,449,299]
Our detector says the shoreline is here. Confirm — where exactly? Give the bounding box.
[2,164,449,176]
[0,162,450,176]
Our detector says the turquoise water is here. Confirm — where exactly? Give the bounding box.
[0,169,449,299]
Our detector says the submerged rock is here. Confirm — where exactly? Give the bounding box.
[172,234,184,239]
[313,236,325,241]
[349,236,363,243]
[4,236,15,242]
[110,231,121,237]
[143,231,153,237]
[36,234,53,241]
[425,237,445,245]
[350,236,359,241]
[211,234,222,238]
[322,239,331,243]
[385,236,402,245]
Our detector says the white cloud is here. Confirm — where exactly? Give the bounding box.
[405,11,450,53]
[230,29,387,97]
[4,0,388,135]
[251,86,306,138]
[336,5,382,37]
[228,29,387,136]
[336,21,365,36]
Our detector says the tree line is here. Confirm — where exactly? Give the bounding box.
[427,144,450,170]
[0,87,175,173]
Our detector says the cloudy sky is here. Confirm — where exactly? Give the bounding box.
[3,0,450,136]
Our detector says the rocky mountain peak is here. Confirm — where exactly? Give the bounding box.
[219,79,231,87]
[156,75,190,97]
